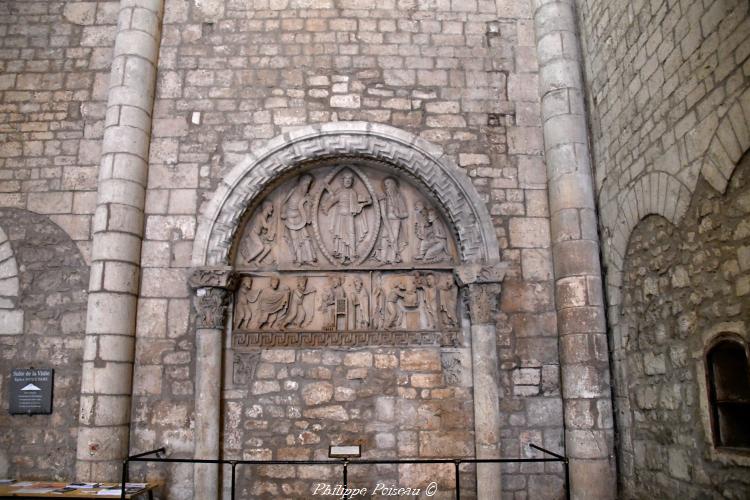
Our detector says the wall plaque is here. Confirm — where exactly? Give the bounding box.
[9,368,54,415]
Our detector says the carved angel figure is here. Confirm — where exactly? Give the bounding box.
[350,276,370,330]
[283,276,315,328]
[414,205,450,263]
[255,276,290,329]
[374,177,408,264]
[240,201,276,265]
[234,277,260,330]
[281,174,318,265]
[321,171,371,263]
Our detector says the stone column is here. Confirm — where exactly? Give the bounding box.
[456,263,507,500]
[189,268,236,500]
[532,1,616,498]
[75,0,164,480]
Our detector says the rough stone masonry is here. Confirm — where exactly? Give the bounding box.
[0,0,748,499]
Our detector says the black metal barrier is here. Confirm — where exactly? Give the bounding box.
[121,444,569,500]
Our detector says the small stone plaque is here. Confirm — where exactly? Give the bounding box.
[9,368,54,415]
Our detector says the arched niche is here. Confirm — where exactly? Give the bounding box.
[188,123,506,499]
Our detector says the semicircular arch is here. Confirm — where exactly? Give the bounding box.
[192,122,499,267]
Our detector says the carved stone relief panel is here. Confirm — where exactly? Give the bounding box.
[234,160,458,270]
[231,271,460,348]
[231,160,461,348]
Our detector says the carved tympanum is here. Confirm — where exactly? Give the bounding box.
[235,161,457,269]
[231,159,465,348]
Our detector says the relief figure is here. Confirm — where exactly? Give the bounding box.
[232,352,260,385]
[372,274,386,330]
[320,275,347,331]
[416,273,437,329]
[255,276,290,329]
[281,174,318,265]
[234,277,260,330]
[374,177,408,264]
[350,276,370,330]
[321,171,371,263]
[385,279,407,329]
[240,201,276,265]
[414,203,450,263]
[438,277,458,327]
[283,276,315,328]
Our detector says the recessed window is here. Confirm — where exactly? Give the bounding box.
[707,339,750,448]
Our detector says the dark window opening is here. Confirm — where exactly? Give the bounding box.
[707,340,750,448]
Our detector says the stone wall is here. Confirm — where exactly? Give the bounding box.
[617,153,750,498]
[223,347,472,498]
[0,208,89,480]
[0,0,116,481]
[578,0,750,496]
[128,0,564,498]
[0,0,118,258]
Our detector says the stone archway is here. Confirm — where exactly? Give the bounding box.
[190,123,506,499]
[192,122,499,267]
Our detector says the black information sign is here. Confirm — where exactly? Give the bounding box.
[9,368,54,415]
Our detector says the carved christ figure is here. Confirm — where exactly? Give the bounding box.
[374,177,408,264]
[240,201,276,265]
[234,277,260,330]
[283,276,315,328]
[255,276,290,329]
[350,276,370,330]
[321,171,371,263]
[281,174,317,265]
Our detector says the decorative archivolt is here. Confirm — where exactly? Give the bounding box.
[192,122,499,268]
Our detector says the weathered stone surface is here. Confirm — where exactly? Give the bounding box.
[302,382,333,406]
[0,209,89,480]
[615,158,750,499]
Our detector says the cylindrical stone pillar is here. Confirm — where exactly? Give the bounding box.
[189,269,236,500]
[75,0,164,481]
[456,264,506,500]
[532,1,617,498]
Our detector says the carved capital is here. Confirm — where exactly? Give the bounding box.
[194,287,232,329]
[466,283,502,325]
[189,267,237,290]
[454,262,508,288]
[455,262,507,325]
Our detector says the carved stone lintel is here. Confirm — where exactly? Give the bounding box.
[194,287,232,329]
[189,267,237,290]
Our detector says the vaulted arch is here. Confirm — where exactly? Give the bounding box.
[192,122,500,267]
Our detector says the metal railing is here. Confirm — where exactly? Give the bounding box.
[121,444,569,500]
